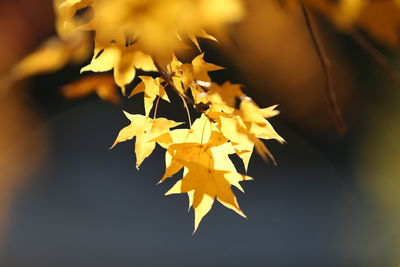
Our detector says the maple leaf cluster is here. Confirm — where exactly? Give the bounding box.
[3,0,400,232]
[110,54,284,232]
[48,0,285,231]
[5,0,287,232]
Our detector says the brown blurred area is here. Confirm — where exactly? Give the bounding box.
[0,0,54,73]
[222,0,358,137]
[0,0,53,237]
[219,1,400,260]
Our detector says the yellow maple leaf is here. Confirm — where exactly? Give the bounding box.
[160,130,229,182]
[81,44,156,94]
[166,54,186,94]
[167,54,223,95]
[219,115,277,168]
[111,112,182,169]
[130,76,170,116]
[204,82,245,114]
[188,29,218,51]
[236,101,285,143]
[166,161,252,232]
[236,100,276,125]
[188,54,224,87]
[156,114,217,147]
[156,114,253,232]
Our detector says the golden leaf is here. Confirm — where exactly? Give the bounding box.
[191,54,224,85]
[81,44,156,94]
[219,115,276,167]
[155,115,229,189]
[156,114,216,147]
[130,76,170,116]
[166,161,252,232]
[206,82,244,113]
[167,54,223,93]
[236,101,285,143]
[188,29,218,51]
[111,112,182,169]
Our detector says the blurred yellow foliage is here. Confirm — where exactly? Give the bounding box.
[302,0,400,48]
[11,33,90,81]
[52,0,244,92]
[62,73,121,104]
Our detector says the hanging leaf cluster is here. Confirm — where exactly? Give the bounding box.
[110,55,284,231]
[4,0,288,232]
[47,0,285,232]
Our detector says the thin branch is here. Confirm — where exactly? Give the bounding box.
[151,55,210,114]
[151,56,194,104]
[351,30,400,90]
[151,56,196,127]
[301,4,347,135]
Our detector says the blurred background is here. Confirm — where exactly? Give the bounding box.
[1,0,400,266]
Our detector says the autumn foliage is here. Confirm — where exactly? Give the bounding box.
[5,0,400,232]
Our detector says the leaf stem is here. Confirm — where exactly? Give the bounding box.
[153,96,161,119]
[200,116,208,145]
[301,3,347,135]
[179,94,192,128]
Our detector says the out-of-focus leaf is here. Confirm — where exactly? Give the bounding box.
[62,74,121,105]
[10,33,90,81]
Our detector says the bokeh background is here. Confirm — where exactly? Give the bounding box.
[1,0,400,266]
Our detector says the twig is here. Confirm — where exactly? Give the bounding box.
[351,30,400,90]
[301,4,347,135]
[151,56,194,104]
[151,55,210,113]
